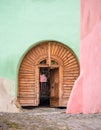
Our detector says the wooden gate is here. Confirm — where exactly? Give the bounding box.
[18,41,80,107]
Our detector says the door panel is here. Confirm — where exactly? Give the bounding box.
[50,68,59,107]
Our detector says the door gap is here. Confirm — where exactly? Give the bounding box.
[39,67,50,106]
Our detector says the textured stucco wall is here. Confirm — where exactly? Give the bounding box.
[0,0,80,94]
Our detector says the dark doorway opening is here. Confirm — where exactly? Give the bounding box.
[39,67,50,106]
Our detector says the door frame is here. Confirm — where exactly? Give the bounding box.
[36,64,63,106]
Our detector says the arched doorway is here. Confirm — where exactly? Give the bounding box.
[18,41,80,107]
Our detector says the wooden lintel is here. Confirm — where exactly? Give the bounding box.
[38,64,49,67]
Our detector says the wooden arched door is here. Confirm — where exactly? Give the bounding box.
[18,41,80,107]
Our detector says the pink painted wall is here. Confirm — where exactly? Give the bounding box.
[67,0,101,114]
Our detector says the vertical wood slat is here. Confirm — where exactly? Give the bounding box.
[52,43,58,56]
[55,45,61,56]
[48,42,51,66]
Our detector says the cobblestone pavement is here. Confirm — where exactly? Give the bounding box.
[0,107,101,130]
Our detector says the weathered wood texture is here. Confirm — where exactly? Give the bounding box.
[18,41,80,107]
[50,68,59,107]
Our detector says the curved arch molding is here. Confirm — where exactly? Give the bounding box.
[18,41,80,107]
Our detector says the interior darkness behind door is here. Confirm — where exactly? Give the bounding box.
[39,67,50,106]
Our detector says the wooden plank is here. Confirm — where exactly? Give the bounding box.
[63,70,79,73]
[63,88,72,91]
[63,84,73,87]
[19,74,35,81]
[64,67,79,71]
[58,48,67,60]
[63,81,75,84]
[35,66,39,106]
[63,79,75,82]
[63,88,73,91]
[58,46,65,58]
[63,89,72,92]
[19,89,35,92]
[63,56,74,64]
[64,54,74,63]
[22,58,34,66]
[18,94,36,98]
[19,73,35,76]
[38,45,45,56]
[36,46,43,56]
[54,43,59,56]
[38,64,49,67]
[19,74,35,78]
[63,92,71,96]
[19,77,35,80]
[19,86,35,90]
[63,76,75,80]
[20,63,35,69]
[61,53,69,62]
[19,99,36,104]
[31,49,39,59]
[66,62,78,68]
[50,42,53,55]
[67,52,73,57]
[19,70,34,74]
[63,71,79,74]
[19,82,35,85]
[20,62,34,68]
[19,72,35,75]
[19,86,35,89]
[64,61,78,67]
[63,73,79,76]
[64,60,77,66]
[33,48,39,57]
[56,45,61,56]
[23,56,34,65]
[63,94,71,98]
[51,43,57,56]
[19,91,35,95]
[19,81,35,84]
[20,66,33,72]
[27,51,36,61]
[19,75,35,81]
[63,74,78,77]
[63,90,72,93]
[37,46,45,56]
[19,81,35,85]
[19,85,35,88]
[63,81,75,85]
[30,50,38,60]
[63,73,79,77]
[19,78,35,81]
[68,58,77,63]
[61,50,70,60]
[19,70,35,73]
[44,43,48,55]
[67,55,76,62]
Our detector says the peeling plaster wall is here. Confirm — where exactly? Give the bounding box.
[0,0,80,95]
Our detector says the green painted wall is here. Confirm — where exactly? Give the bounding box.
[0,0,80,85]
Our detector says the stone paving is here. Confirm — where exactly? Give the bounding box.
[0,107,101,130]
